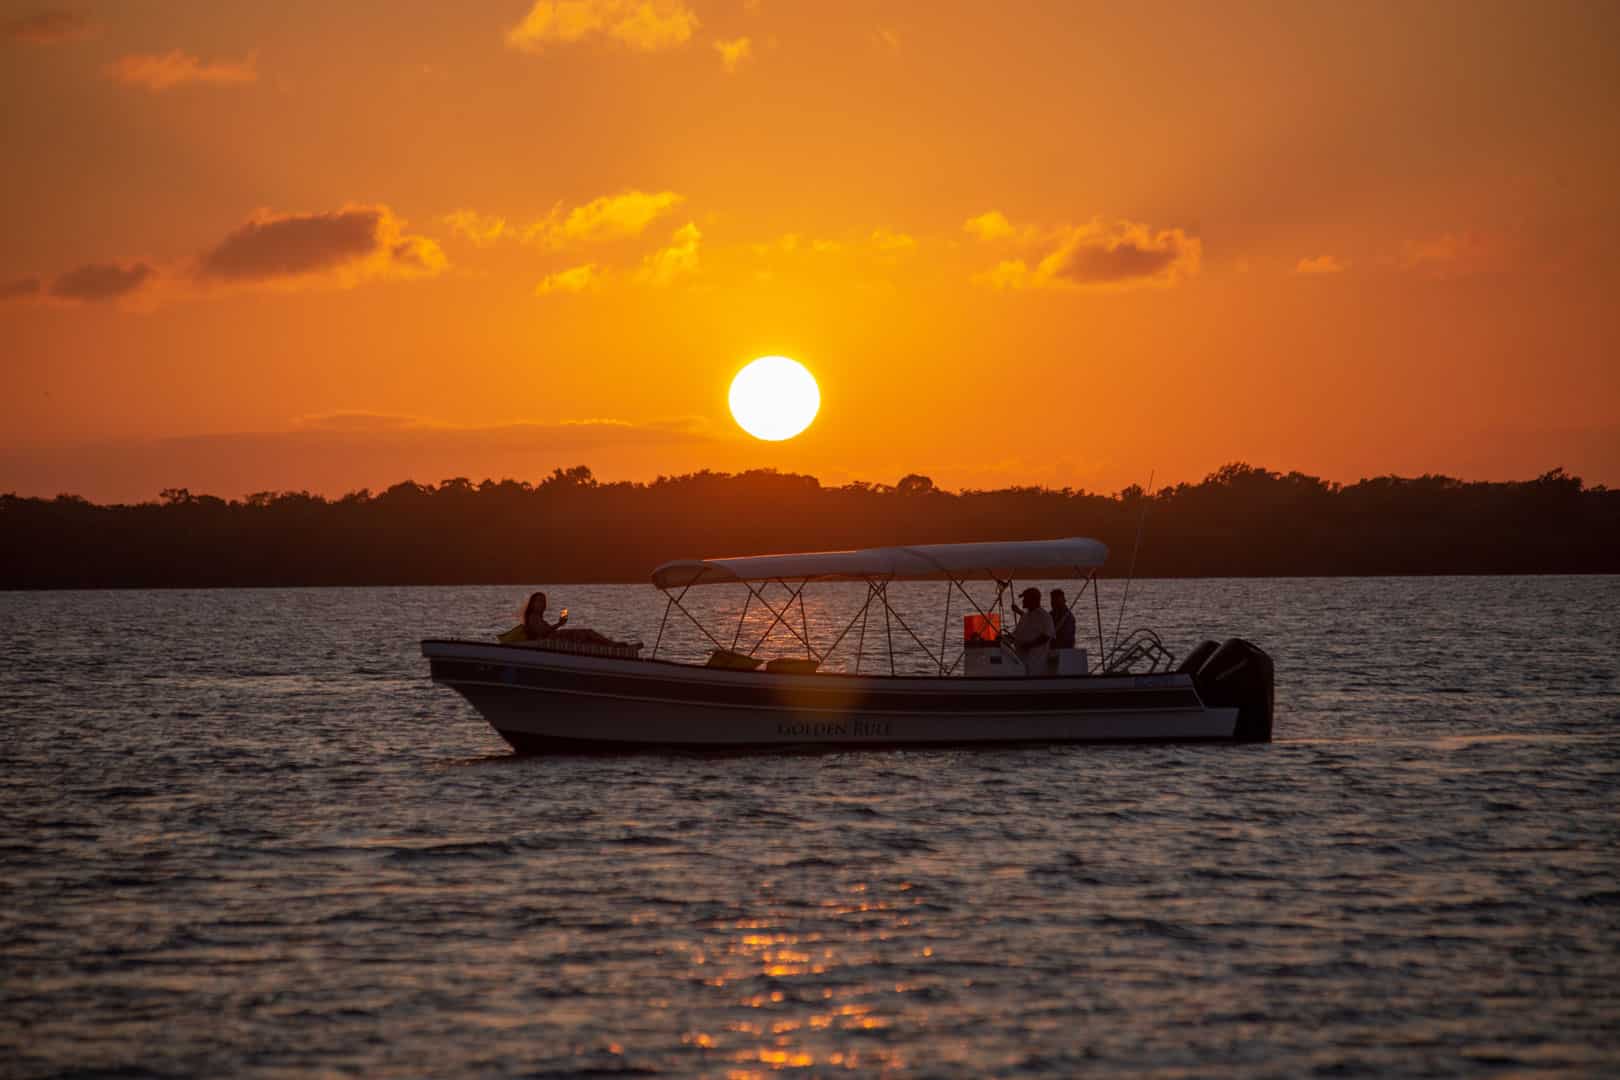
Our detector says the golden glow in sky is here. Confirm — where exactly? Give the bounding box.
[0,1,1617,502]
[729,357,820,442]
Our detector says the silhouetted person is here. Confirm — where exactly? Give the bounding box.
[1009,586,1053,674]
[522,591,568,639]
[1050,588,1076,650]
[513,591,626,648]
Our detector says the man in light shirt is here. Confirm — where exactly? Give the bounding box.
[1010,587,1054,674]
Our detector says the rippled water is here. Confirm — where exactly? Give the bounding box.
[3,577,1618,1077]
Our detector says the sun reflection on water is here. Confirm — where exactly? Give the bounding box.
[662,885,926,1072]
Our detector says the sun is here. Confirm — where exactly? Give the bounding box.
[728,356,820,441]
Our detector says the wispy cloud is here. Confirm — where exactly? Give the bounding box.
[750,234,841,257]
[1295,254,1347,275]
[637,222,701,285]
[535,263,602,295]
[506,0,699,53]
[106,50,257,91]
[1402,231,1503,277]
[526,189,684,249]
[714,36,752,72]
[962,210,1039,244]
[6,206,446,311]
[977,218,1201,291]
[0,276,42,301]
[3,9,95,44]
[870,229,916,253]
[48,262,156,302]
[441,209,508,246]
[196,205,445,287]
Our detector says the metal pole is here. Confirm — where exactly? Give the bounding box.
[939,580,951,675]
[1093,570,1105,673]
[731,589,752,651]
[883,583,896,676]
[800,587,812,659]
[744,579,817,658]
[822,582,874,665]
[856,584,871,674]
[653,594,673,659]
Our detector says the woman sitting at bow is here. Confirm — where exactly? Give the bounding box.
[504,591,626,648]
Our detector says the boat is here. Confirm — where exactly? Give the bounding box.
[421,538,1274,751]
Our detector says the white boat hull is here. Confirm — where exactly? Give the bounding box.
[422,641,1265,751]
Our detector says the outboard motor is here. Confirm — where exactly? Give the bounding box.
[1178,639,1221,675]
[1192,638,1275,742]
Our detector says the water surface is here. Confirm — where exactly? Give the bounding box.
[3,577,1618,1076]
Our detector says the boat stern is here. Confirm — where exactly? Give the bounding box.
[1190,638,1275,742]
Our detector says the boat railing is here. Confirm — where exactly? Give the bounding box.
[1103,628,1176,674]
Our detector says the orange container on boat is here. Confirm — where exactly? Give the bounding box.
[963,613,1001,646]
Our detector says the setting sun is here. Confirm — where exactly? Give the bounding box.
[728,356,820,442]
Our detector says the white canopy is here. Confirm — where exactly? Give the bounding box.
[651,537,1108,589]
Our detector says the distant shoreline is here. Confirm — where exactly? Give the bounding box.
[5,463,1616,588]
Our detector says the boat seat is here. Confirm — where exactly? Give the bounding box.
[764,657,820,674]
[520,637,643,660]
[706,649,763,670]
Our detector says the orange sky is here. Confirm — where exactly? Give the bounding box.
[3,0,1618,502]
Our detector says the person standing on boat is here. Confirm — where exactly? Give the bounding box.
[1050,589,1077,650]
[1010,587,1054,674]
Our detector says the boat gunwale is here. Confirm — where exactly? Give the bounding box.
[420,638,1193,691]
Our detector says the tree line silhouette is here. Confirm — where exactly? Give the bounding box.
[3,463,1615,588]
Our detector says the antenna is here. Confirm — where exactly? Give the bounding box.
[1111,469,1154,655]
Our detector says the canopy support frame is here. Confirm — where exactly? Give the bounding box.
[742,578,818,660]
[653,562,1103,676]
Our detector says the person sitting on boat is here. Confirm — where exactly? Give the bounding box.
[1050,588,1077,650]
[1010,587,1054,674]
[510,591,623,648]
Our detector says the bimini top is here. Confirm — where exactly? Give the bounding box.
[652,537,1108,589]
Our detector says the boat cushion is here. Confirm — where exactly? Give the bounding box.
[706,649,763,670]
[764,657,821,674]
[519,636,642,659]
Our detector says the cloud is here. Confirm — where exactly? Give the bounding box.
[870,229,916,253]
[196,205,446,286]
[526,189,683,249]
[979,219,1201,291]
[442,209,507,246]
[872,27,900,51]
[48,262,155,302]
[637,222,701,285]
[388,236,445,274]
[963,211,1018,242]
[1402,231,1503,277]
[106,50,257,91]
[750,234,841,257]
[536,263,602,295]
[293,411,440,433]
[0,276,42,301]
[715,36,752,72]
[1295,254,1347,275]
[506,0,698,53]
[4,9,95,44]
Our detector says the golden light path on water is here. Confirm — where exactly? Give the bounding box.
[668,886,916,1074]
